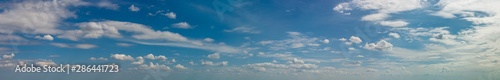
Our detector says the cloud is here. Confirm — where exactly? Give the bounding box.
[349,36,362,44]
[172,22,192,29]
[379,20,409,27]
[131,56,145,65]
[388,33,400,38]
[50,43,70,48]
[337,0,425,13]
[128,5,140,12]
[110,54,135,61]
[116,43,133,47]
[75,44,97,49]
[0,0,88,34]
[207,53,220,59]
[333,2,352,15]
[34,35,54,41]
[338,38,347,41]
[243,59,318,72]
[96,1,119,10]
[362,13,389,21]
[138,62,171,71]
[90,57,108,61]
[130,40,240,53]
[259,32,321,50]
[322,39,330,44]
[164,12,176,19]
[2,53,14,59]
[224,26,260,34]
[174,64,187,70]
[364,40,393,51]
[204,38,214,42]
[201,60,228,66]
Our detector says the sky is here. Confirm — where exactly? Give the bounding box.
[0,0,500,80]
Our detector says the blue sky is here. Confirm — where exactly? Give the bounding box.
[1,0,500,80]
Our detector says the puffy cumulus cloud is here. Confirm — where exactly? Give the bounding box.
[110,54,135,61]
[141,53,168,61]
[35,35,54,41]
[388,33,400,38]
[138,62,171,71]
[224,26,260,34]
[131,56,145,65]
[322,39,330,44]
[172,22,192,29]
[0,0,89,34]
[174,64,187,70]
[2,53,14,59]
[349,36,362,44]
[164,12,176,19]
[75,44,97,49]
[364,40,393,51]
[128,5,140,12]
[378,20,409,27]
[207,53,221,59]
[144,54,155,60]
[203,38,214,42]
[338,38,347,41]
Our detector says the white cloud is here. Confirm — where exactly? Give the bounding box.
[338,38,347,41]
[138,62,170,71]
[207,53,220,59]
[35,35,54,41]
[132,56,145,65]
[128,5,140,12]
[349,36,362,44]
[96,1,119,10]
[362,13,389,21]
[291,43,305,48]
[204,38,214,42]
[333,2,352,15]
[50,43,70,48]
[172,22,192,29]
[379,20,409,27]
[174,64,187,70]
[287,31,302,36]
[201,60,228,66]
[2,53,14,59]
[157,55,167,61]
[116,43,133,47]
[365,40,393,51]
[90,57,107,61]
[75,44,97,49]
[144,54,156,60]
[340,0,425,13]
[35,60,56,66]
[164,12,176,19]
[0,0,88,34]
[322,39,330,44]
[224,26,260,34]
[388,33,400,38]
[110,54,135,61]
